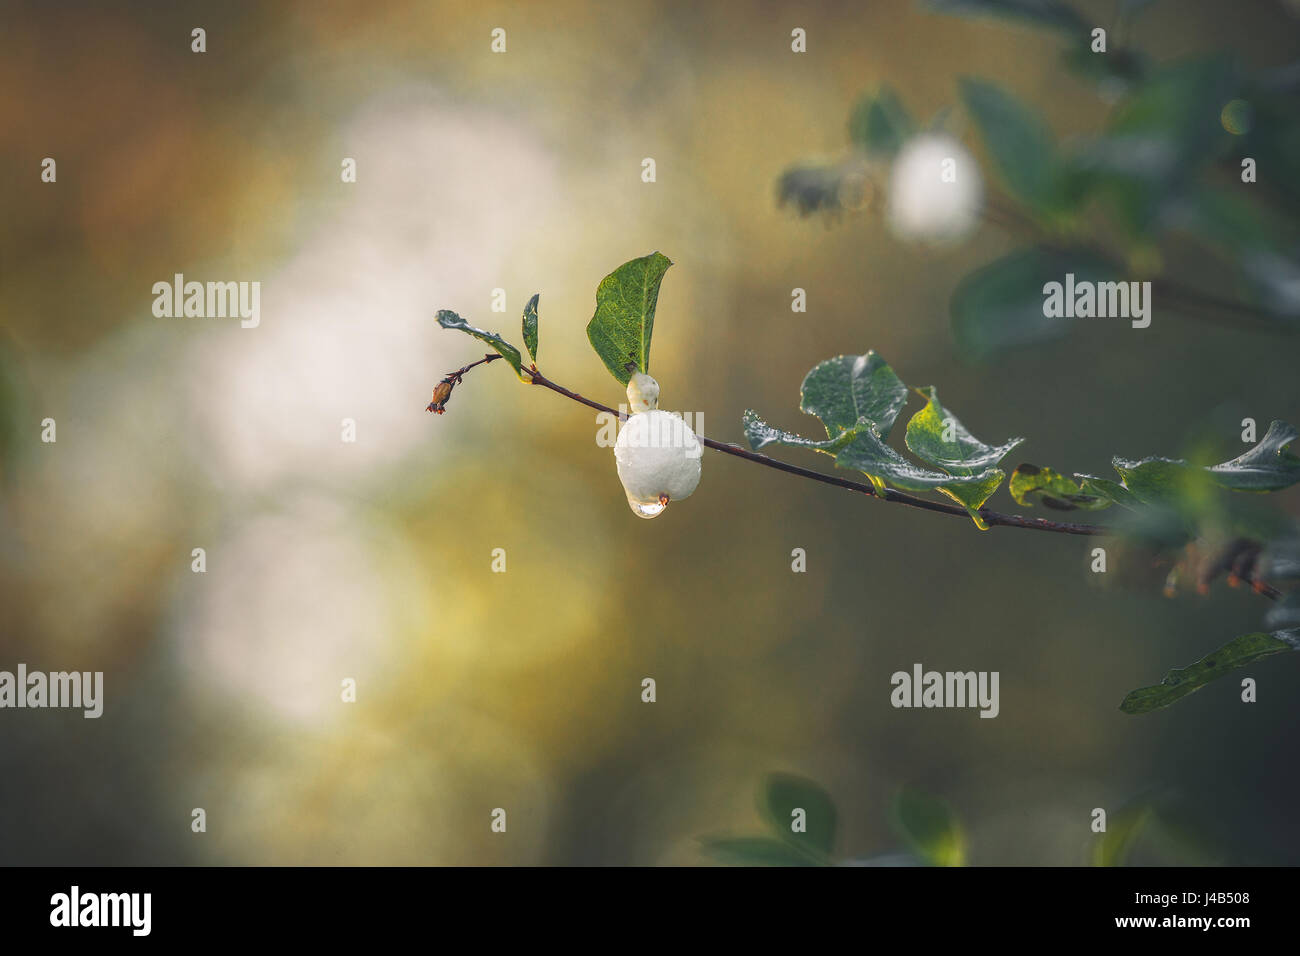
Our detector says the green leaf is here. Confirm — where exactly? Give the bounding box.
[1093,803,1155,867]
[1076,57,1236,236]
[799,352,909,439]
[698,836,823,867]
[939,471,1007,529]
[848,86,914,156]
[435,310,528,381]
[748,355,995,508]
[522,293,539,363]
[1010,464,1112,511]
[924,0,1088,34]
[1110,456,1196,506]
[891,788,966,867]
[759,774,838,859]
[586,251,673,386]
[836,429,1001,497]
[905,386,1023,524]
[1206,421,1300,492]
[905,387,1023,473]
[1076,473,1144,509]
[959,77,1060,213]
[742,409,854,454]
[1107,57,1234,168]
[1120,629,1300,714]
[950,247,1120,360]
[1099,424,1299,517]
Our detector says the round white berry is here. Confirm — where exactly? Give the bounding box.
[614,406,702,518]
[886,133,983,243]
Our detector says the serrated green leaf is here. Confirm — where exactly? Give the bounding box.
[1076,473,1144,509]
[950,247,1120,360]
[1120,630,1299,714]
[848,86,914,156]
[749,355,996,518]
[904,386,1022,525]
[586,252,672,386]
[522,293,539,363]
[941,471,1007,529]
[1206,421,1300,492]
[741,409,854,454]
[1010,464,1112,510]
[435,310,528,381]
[959,77,1060,213]
[1111,457,1188,487]
[835,429,1001,495]
[924,0,1088,34]
[698,836,824,867]
[905,386,1023,473]
[799,352,909,439]
[891,788,966,867]
[1101,423,1299,517]
[1111,456,1197,506]
[759,773,838,859]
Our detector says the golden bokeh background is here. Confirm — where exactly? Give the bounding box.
[2,0,1298,864]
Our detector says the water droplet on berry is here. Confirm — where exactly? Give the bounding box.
[628,498,667,519]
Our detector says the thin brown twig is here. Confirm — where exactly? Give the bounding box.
[429,356,1284,597]
[522,367,1107,536]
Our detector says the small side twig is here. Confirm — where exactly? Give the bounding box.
[426,353,503,413]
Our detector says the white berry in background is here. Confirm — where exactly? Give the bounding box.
[614,374,702,518]
[886,133,983,243]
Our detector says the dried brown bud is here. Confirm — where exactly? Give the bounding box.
[427,378,455,414]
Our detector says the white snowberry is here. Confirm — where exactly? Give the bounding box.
[886,132,983,243]
[614,374,702,518]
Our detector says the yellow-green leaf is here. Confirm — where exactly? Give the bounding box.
[1010,464,1112,511]
[522,293,539,364]
[435,310,528,381]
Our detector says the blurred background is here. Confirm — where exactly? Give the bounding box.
[1,0,1298,865]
